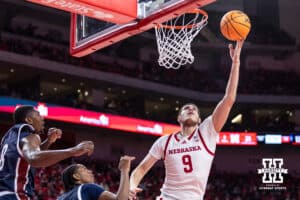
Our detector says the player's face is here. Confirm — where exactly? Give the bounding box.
[26,110,45,133]
[177,104,201,126]
[74,164,95,184]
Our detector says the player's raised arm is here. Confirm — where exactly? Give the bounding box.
[212,40,244,132]
[99,155,135,200]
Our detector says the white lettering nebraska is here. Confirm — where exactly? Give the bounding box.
[168,146,201,154]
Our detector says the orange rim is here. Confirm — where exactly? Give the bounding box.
[156,8,208,30]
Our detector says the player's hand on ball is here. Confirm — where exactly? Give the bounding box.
[229,40,244,63]
[47,127,62,144]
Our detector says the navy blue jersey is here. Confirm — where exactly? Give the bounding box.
[0,124,35,199]
[58,183,105,200]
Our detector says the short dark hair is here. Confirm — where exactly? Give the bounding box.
[13,105,35,124]
[62,164,80,192]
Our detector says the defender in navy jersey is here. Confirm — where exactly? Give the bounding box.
[58,155,135,200]
[0,105,95,199]
[0,124,36,199]
[130,41,244,200]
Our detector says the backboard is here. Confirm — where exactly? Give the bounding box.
[70,0,215,57]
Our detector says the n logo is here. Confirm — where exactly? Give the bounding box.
[258,158,288,183]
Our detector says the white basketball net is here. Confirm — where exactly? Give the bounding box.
[155,10,208,69]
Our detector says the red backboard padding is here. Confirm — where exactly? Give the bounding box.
[26,0,137,24]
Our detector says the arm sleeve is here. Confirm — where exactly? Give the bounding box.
[199,116,218,153]
[149,136,168,160]
[81,184,105,199]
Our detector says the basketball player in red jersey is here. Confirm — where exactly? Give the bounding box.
[129,40,244,200]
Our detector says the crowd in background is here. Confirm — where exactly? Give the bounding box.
[33,161,300,200]
[0,22,300,96]
[0,19,298,131]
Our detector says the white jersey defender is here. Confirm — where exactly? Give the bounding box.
[150,116,218,200]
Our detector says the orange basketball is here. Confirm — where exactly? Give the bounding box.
[220,10,251,41]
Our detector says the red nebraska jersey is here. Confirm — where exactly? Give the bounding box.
[149,116,218,200]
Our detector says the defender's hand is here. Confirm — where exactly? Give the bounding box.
[118,155,135,173]
[47,128,62,144]
[71,141,94,157]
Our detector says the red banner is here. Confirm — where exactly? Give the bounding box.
[0,102,257,145]
[0,103,179,136]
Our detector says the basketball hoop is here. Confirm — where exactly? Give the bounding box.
[155,9,208,69]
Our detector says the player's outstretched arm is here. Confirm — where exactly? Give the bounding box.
[21,134,94,168]
[99,155,135,200]
[129,154,158,200]
[212,40,244,132]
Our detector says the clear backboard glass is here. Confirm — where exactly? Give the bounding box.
[71,0,215,57]
[76,0,173,44]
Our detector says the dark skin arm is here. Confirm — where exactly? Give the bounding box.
[40,139,52,151]
[40,128,62,150]
[21,134,94,168]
